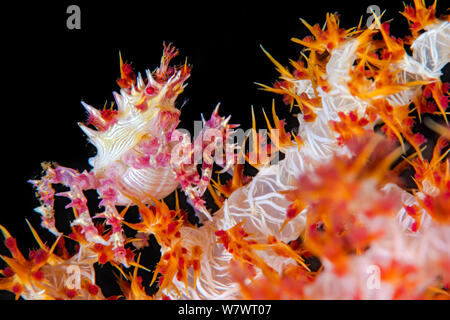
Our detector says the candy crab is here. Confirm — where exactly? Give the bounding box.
[29,43,236,266]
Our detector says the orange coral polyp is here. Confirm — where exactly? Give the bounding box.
[401,0,438,36]
[291,14,358,54]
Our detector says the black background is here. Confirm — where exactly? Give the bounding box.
[1,0,448,299]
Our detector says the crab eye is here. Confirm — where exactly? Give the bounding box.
[146,85,157,95]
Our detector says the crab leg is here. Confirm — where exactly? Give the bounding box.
[172,106,237,220]
[95,178,129,266]
[29,164,107,246]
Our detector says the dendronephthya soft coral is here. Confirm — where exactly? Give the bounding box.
[0,0,449,299]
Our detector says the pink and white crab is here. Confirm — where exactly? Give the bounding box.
[29,43,237,266]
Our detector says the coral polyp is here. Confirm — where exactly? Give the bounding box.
[1,0,449,300]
